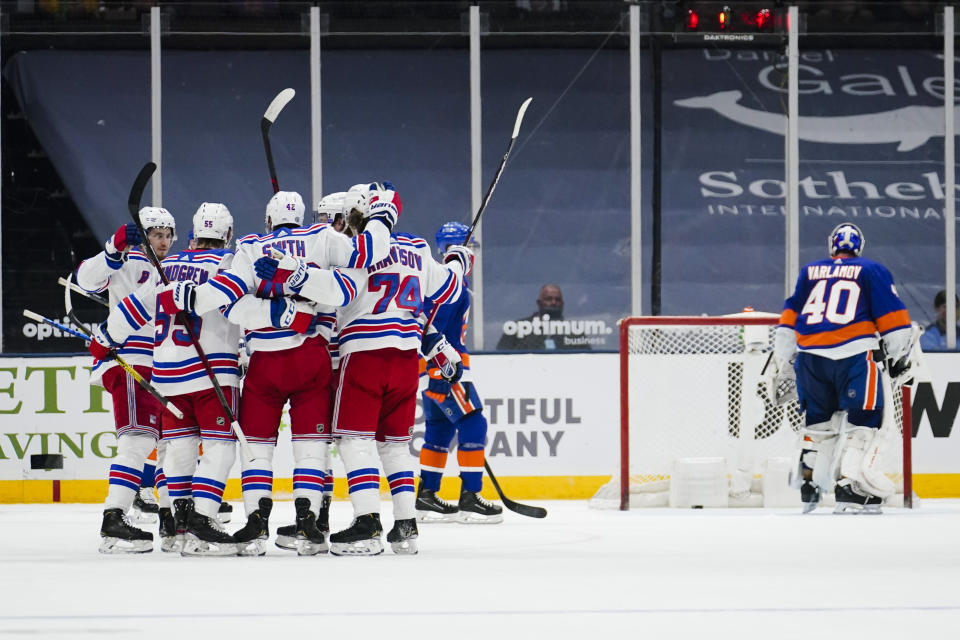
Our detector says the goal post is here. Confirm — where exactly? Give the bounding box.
[594,313,913,510]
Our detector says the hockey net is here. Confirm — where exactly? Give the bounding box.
[590,313,913,510]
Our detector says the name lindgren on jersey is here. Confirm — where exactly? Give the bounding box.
[106,249,241,396]
[779,255,911,359]
[191,222,388,354]
[336,234,462,357]
[77,248,156,382]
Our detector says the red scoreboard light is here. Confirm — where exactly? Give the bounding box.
[718,6,732,30]
[685,8,699,30]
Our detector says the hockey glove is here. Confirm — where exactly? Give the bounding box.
[88,322,119,362]
[269,297,317,334]
[104,223,144,270]
[157,281,196,315]
[421,330,463,383]
[773,365,798,406]
[365,182,402,231]
[442,244,474,277]
[254,248,309,294]
[887,354,913,386]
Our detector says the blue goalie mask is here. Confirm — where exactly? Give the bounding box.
[829,223,864,257]
[435,221,470,255]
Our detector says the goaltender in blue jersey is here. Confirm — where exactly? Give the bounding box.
[772,223,915,514]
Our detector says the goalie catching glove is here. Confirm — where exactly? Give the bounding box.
[421,327,463,383]
[765,355,798,406]
[253,248,309,294]
[88,322,120,362]
[104,223,144,270]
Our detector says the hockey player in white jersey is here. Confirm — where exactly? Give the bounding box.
[255,182,471,556]
[92,203,241,555]
[79,208,175,553]
[157,188,394,555]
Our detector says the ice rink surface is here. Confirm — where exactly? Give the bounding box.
[1,499,958,640]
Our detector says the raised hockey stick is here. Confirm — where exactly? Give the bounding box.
[125,162,254,461]
[23,309,184,419]
[424,97,532,332]
[261,88,295,194]
[484,460,547,518]
[57,277,108,307]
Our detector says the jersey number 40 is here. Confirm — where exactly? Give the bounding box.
[801,280,861,325]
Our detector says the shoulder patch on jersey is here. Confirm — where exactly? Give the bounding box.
[238,233,263,246]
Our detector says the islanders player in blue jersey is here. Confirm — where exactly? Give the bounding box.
[772,223,914,514]
[416,222,503,524]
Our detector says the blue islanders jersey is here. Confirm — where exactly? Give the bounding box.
[779,255,910,359]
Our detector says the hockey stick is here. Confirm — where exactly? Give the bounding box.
[424,97,532,332]
[126,163,254,461]
[484,460,547,518]
[57,277,108,307]
[261,88,295,194]
[60,273,185,418]
[23,309,183,419]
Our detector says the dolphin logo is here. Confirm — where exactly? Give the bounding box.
[674,90,950,152]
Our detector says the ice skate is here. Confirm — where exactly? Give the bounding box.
[415,486,458,523]
[99,508,153,554]
[130,488,159,524]
[182,509,237,556]
[158,507,179,552]
[217,500,233,524]
[318,494,331,534]
[274,523,296,551]
[329,513,384,556]
[294,497,328,556]
[800,480,821,514]
[387,518,419,555]
[457,489,504,524]
[167,497,194,553]
[833,480,884,515]
[233,497,272,557]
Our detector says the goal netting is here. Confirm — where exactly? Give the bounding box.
[590,313,913,510]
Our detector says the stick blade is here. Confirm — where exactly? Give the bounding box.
[22,309,43,323]
[512,97,533,139]
[127,162,157,216]
[262,88,296,125]
[504,500,548,519]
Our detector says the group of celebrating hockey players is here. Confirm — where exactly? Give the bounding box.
[80,180,502,557]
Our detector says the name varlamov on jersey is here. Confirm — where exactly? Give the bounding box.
[807,264,863,280]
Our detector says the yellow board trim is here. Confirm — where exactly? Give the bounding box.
[3,474,960,503]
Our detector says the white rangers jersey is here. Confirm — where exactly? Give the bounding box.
[75,248,156,383]
[105,249,241,396]
[334,233,463,357]
[191,221,390,354]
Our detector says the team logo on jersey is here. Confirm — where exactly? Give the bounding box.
[217,417,225,426]
[138,271,150,284]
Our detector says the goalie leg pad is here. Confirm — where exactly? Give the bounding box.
[838,422,895,499]
[790,418,838,490]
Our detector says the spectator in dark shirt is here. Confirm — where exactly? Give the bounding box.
[920,289,960,352]
[496,284,590,351]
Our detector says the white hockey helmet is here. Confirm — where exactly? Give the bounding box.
[316,191,347,223]
[193,202,233,243]
[265,191,305,229]
[139,206,177,241]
